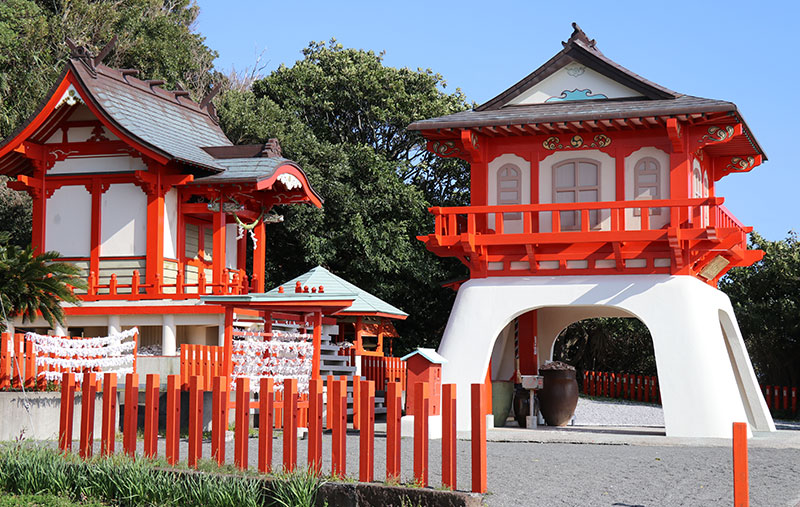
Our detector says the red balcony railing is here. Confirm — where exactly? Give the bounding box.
[420,197,758,280]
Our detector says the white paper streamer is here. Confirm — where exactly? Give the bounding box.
[25,328,138,380]
[230,332,313,394]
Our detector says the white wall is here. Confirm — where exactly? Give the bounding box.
[624,147,671,230]
[163,188,178,259]
[487,153,531,233]
[48,155,146,175]
[507,63,643,105]
[225,223,238,269]
[101,184,147,256]
[45,186,91,256]
[538,149,615,232]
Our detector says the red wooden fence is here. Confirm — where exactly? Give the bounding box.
[57,372,488,493]
[180,344,224,390]
[582,370,660,404]
[361,355,407,392]
[760,384,798,416]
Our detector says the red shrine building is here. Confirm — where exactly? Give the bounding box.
[0,41,322,355]
[409,24,774,438]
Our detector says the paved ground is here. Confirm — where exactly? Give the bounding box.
[63,395,800,506]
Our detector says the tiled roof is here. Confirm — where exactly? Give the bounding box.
[70,59,230,171]
[193,157,294,184]
[265,266,408,319]
[408,95,738,131]
[400,348,447,364]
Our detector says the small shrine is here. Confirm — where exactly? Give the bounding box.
[409,24,774,438]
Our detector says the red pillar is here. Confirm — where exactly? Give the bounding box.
[252,221,266,292]
[235,377,250,470]
[223,306,234,378]
[144,166,165,295]
[442,383,457,490]
[188,375,203,468]
[123,373,139,457]
[308,378,323,472]
[733,422,749,507]
[212,375,228,465]
[283,378,298,471]
[517,310,538,375]
[79,372,97,459]
[258,378,274,473]
[143,374,159,458]
[89,180,103,282]
[101,373,117,456]
[312,311,322,380]
[212,191,226,291]
[413,382,430,487]
[359,380,375,483]
[166,375,180,465]
[471,383,487,494]
[386,381,402,481]
[30,159,47,255]
[59,372,76,452]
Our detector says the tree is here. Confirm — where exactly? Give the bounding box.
[217,41,472,352]
[0,0,219,138]
[0,233,85,330]
[719,231,800,387]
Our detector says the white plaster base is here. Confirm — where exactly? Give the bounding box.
[401,414,443,440]
[437,275,774,439]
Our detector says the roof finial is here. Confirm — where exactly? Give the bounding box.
[563,22,597,50]
[65,38,98,75]
[93,35,117,66]
[262,138,282,158]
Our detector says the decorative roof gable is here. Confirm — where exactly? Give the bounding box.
[476,23,678,111]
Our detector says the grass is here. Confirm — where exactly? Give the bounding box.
[0,443,323,507]
[0,492,109,506]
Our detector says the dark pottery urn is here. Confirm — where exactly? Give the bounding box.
[538,368,578,426]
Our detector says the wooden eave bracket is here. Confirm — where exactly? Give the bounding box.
[691,123,744,148]
[714,154,763,181]
[525,244,538,273]
[666,118,683,153]
[612,241,624,271]
[667,227,684,269]
[13,141,47,161]
[460,129,484,163]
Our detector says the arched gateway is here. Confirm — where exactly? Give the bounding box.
[409,24,774,438]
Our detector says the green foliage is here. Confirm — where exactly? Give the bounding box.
[0,443,324,507]
[217,40,472,352]
[0,0,219,138]
[0,177,32,248]
[719,231,800,387]
[0,233,85,330]
[553,317,656,377]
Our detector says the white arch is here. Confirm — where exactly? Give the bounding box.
[437,274,774,438]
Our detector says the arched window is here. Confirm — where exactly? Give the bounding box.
[553,159,600,230]
[497,164,522,220]
[634,157,661,216]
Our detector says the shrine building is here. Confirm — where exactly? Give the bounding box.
[409,24,774,438]
[0,40,322,355]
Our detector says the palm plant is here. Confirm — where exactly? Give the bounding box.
[0,233,85,330]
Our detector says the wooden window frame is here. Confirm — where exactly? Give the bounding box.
[633,157,661,216]
[496,163,522,220]
[552,158,601,231]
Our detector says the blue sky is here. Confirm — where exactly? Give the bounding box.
[196,1,799,241]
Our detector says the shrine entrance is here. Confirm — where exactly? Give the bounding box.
[439,274,774,438]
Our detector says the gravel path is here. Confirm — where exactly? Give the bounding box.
[66,396,800,506]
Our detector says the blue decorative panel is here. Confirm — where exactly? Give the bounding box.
[545,89,608,102]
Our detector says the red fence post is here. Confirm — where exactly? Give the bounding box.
[643,376,650,403]
[188,375,203,468]
[123,373,139,457]
[352,374,361,430]
[24,336,36,389]
[12,333,23,388]
[332,378,347,478]
[325,375,334,430]
[765,385,772,410]
[166,375,180,465]
[733,422,749,507]
[212,376,228,465]
[386,381,401,482]
[308,378,323,472]
[258,378,274,473]
[792,387,797,415]
[235,377,250,470]
[413,382,430,487]
[359,379,375,483]
[442,383,457,490]
[79,371,97,459]
[0,333,10,390]
[101,373,117,456]
[637,375,643,401]
[59,372,76,452]
[144,374,159,458]
[471,383,487,494]
[283,378,298,472]
[782,386,789,411]
[582,371,588,393]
